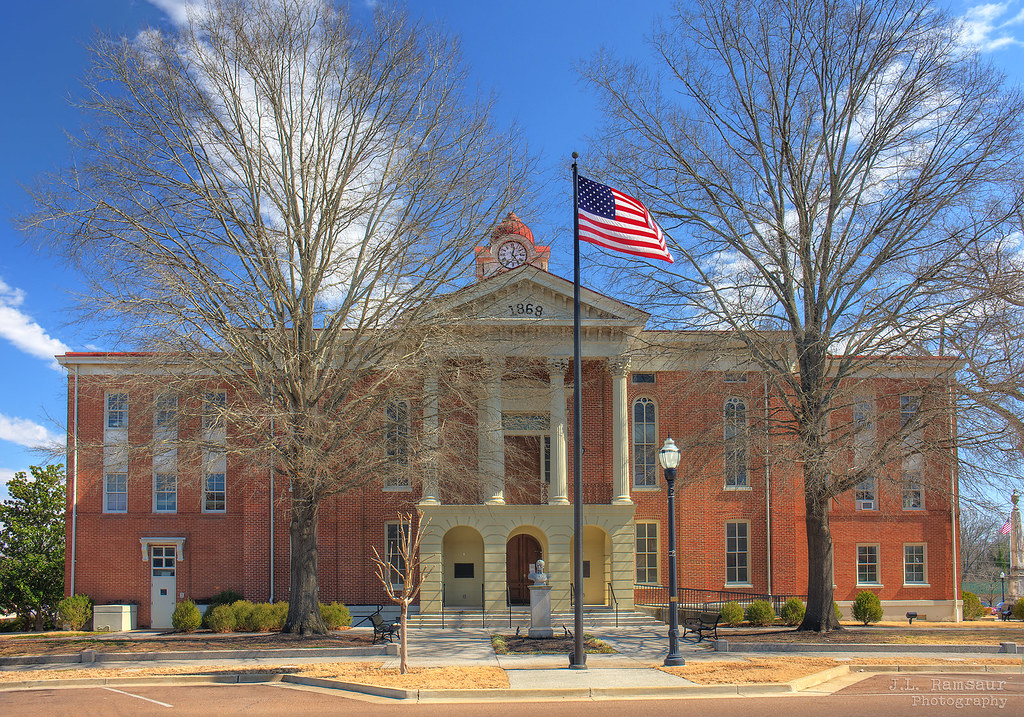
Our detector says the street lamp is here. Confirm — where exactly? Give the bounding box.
[1000,571,1006,605]
[659,436,684,667]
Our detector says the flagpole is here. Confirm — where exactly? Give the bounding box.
[570,152,586,670]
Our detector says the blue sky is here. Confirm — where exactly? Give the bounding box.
[1,0,1023,501]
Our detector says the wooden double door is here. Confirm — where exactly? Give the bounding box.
[506,534,542,605]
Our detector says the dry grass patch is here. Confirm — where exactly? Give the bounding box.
[0,662,508,690]
[662,656,1024,685]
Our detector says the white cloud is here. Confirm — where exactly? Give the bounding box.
[960,2,1024,52]
[146,0,200,26]
[0,412,63,450]
[0,276,71,370]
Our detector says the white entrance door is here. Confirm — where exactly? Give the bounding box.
[150,545,177,629]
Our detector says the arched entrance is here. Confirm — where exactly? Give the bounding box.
[442,526,484,608]
[506,534,542,605]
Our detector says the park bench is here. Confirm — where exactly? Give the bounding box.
[680,610,721,642]
[369,611,401,644]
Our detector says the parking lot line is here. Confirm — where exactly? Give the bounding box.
[102,687,173,707]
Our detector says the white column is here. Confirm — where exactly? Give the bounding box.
[479,359,505,505]
[609,357,633,505]
[419,370,440,506]
[547,358,570,505]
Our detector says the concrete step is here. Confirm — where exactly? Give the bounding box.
[406,609,665,630]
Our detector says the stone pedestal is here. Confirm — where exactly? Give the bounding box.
[528,584,553,638]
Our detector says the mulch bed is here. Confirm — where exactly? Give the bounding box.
[492,634,615,655]
[0,632,372,657]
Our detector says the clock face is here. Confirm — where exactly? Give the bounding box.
[497,240,528,269]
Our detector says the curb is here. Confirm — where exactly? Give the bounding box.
[0,644,396,668]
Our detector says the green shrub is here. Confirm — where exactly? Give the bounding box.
[745,600,776,626]
[320,602,352,630]
[780,597,805,626]
[720,601,744,626]
[206,604,237,633]
[171,600,201,632]
[1014,598,1024,621]
[57,594,93,630]
[852,591,883,625]
[232,600,256,631]
[962,592,986,621]
[835,601,843,623]
[202,589,245,628]
[249,602,286,631]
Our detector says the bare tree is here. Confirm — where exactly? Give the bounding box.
[371,511,429,674]
[581,0,1024,630]
[24,0,532,634]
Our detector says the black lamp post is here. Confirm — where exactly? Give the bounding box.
[659,436,684,666]
[1001,571,1006,605]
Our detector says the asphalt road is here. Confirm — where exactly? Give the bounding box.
[2,673,1023,716]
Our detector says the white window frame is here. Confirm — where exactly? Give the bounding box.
[904,543,928,586]
[154,394,177,429]
[106,392,128,429]
[725,521,751,587]
[855,475,876,510]
[632,397,658,489]
[202,391,226,430]
[385,521,409,588]
[902,473,924,510]
[631,373,656,384]
[635,521,659,585]
[724,397,749,488]
[723,372,747,383]
[541,434,551,485]
[104,472,127,513]
[203,472,226,513]
[384,400,411,490]
[154,472,177,513]
[856,544,881,586]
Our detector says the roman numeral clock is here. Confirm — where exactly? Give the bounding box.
[474,212,550,279]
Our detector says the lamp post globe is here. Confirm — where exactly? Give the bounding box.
[659,436,684,666]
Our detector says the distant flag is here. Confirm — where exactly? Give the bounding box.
[1000,520,1012,535]
[576,175,673,263]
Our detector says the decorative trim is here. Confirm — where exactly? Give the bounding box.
[140,537,186,561]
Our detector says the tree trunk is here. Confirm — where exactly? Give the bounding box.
[282,491,327,635]
[798,483,841,632]
[399,598,409,674]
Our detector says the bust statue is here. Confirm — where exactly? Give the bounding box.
[529,559,548,585]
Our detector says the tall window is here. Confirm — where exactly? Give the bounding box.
[385,522,409,586]
[900,395,920,429]
[635,522,659,584]
[902,474,923,510]
[542,435,551,484]
[725,521,750,585]
[202,392,226,430]
[154,394,177,428]
[855,476,876,510]
[154,472,177,512]
[904,544,927,584]
[106,393,128,429]
[104,473,127,513]
[857,545,880,585]
[632,397,657,487]
[204,472,226,512]
[724,397,748,487]
[386,400,410,464]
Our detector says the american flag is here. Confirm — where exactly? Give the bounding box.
[577,176,673,263]
[1000,520,1012,535]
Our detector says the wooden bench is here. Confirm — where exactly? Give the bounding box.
[370,612,401,644]
[681,610,721,642]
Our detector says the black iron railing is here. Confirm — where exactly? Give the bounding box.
[607,582,618,627]
[634,585,806,616]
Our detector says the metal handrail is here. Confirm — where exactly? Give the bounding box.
[607,582,618,627]
[481,584,485,628]
[441,584,445,630]
[506,586,512,628]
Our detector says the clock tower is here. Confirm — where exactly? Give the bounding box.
[474,213,550,280]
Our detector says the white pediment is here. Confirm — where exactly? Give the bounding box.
[442,265,649,328]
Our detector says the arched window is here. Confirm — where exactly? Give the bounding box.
[385,400,411,489]
[632,397,657,487]
[724,397,748,487]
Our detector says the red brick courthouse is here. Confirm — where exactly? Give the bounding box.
[59,215,961,628]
